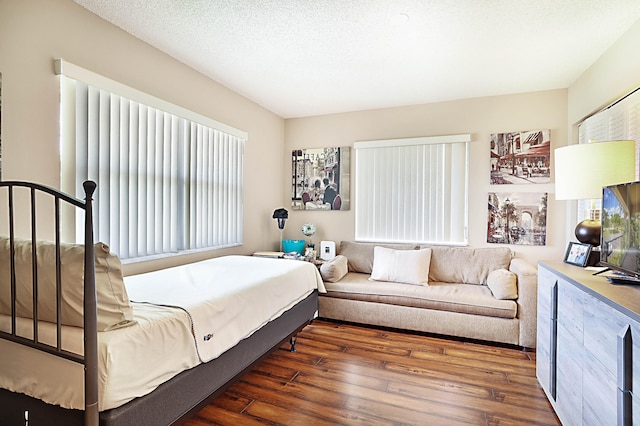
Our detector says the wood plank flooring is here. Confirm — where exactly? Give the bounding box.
[184,320,559,425]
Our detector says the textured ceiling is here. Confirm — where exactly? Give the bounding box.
[74,0,640,118]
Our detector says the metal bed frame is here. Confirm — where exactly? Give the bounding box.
[0,180,317,426]
[0,180,98,425]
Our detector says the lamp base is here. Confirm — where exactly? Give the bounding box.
[586,248,600,267]
[575,219,601,246]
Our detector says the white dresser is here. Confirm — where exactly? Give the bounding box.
[537,261,640,426]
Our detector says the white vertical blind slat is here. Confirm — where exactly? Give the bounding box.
[119,99,130,259]
[145,108,155,255]
[161,114,171,253]
[137,105,148,257]
[128,102,139,259]
[98,89,112,241]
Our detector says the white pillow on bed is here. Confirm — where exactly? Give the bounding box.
[369,246,432,285]
[0,237,134,331]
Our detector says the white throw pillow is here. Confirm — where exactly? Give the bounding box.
[370,246,431,285]
[486,268,518,300]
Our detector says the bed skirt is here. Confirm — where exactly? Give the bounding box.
[0,290,318,426]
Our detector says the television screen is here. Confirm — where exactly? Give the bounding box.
[601,181,640,278]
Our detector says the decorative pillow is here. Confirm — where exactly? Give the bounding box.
[0,237,134,331]
[94,242,135,330]
[319,255,348,283]
[486,268,518,300]
[339,241,416,273]
[370,246,432,285]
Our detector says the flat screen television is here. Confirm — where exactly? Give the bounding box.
[601,180,640,279]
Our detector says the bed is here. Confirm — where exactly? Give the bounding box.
[0,181,322,426]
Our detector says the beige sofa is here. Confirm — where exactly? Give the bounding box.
[318,241,538,348]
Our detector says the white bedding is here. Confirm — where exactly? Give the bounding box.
[0,303,199,411]
[0,255,324,411]
[125,255,325,361]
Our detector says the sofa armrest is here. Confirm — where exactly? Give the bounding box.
[509,258,538,348]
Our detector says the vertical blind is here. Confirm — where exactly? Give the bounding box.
[577,88,640,221]
[354,134,470,245]
[57,60,245,260]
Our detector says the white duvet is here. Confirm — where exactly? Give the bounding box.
[0,255,324,411]
[125,255,325,362]
[0,303,199,411]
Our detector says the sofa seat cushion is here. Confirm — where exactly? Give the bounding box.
[323,272,517,319]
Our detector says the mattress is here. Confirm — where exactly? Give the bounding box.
[124,255,325,361]
[0,303,199,411]
[0,256,324,411]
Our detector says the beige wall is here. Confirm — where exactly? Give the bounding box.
[2,0,639,272]
[0,0,286,274]
[568,19,640,131]
[284,90,567,267]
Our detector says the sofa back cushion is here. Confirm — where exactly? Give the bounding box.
[424,246,512,284]
[339,241,417,274]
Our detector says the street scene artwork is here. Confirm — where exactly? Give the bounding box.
[291,147,350,211]
[490,129,550,184]
[488,192,547,246]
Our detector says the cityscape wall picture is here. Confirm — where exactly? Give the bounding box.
[490,129,550,185]
[291,147,350,211]
[487,192,547,246]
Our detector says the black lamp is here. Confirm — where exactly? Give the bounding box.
[555,140,636,264]
[272,208,288,251]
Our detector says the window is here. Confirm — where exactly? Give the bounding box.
[577,87,640,222]
[354,134,470,245]
[56,60,246,260]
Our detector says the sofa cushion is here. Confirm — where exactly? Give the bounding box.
[323,272,517,319]
[424,246,512,284]
[370,247,431,285]
[320,255,349,283]
[487,268,518,300]
[0,237,135,331]
[339,241,416,274]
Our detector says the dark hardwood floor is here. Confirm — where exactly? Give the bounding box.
[184,319,559,425]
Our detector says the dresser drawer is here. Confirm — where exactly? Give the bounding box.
[557,279,585,343]
[581,349,617,424]
[583,294,630,377]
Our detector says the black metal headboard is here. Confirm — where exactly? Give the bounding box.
[0,180,98,426]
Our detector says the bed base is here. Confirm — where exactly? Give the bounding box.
[0,290,317,426]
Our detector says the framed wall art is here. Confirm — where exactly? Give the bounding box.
[291,147,350,211]
[490,129,550,185]
[487,192,547,246]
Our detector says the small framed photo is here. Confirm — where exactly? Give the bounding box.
[564,242,592,267]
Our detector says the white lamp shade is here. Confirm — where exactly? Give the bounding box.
[555,140,636,200]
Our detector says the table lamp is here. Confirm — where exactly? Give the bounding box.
[272,208,288,251]
[555,140,636,249]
